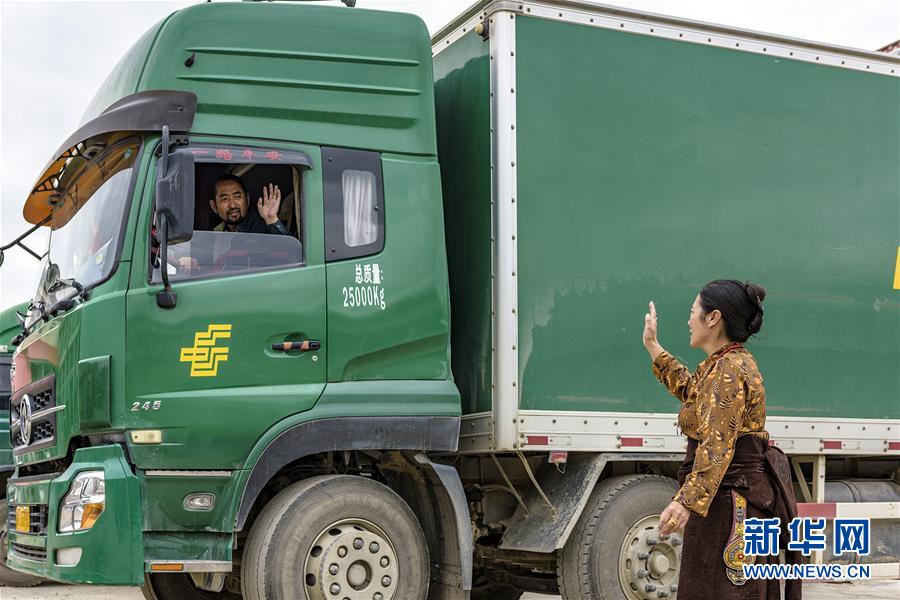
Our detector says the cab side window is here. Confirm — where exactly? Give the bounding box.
[324,147,384,261]
[151,146,311,282]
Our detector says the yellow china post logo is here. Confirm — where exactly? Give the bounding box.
[180,324,232,377]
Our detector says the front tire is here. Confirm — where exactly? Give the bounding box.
[242,475,429,600]
[0,499,43,587]
[557,475,681,600]
[140,573,242,600]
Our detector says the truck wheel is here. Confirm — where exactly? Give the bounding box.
[140,573,242,600]
[557,475,681,600]
[0,499,43,587]
[242,475,429,600]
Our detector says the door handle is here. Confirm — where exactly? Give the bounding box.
[271,340,321,352]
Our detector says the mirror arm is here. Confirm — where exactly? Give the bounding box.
[156,214,177,309]
[159,126,170,175]
[0,214,51,267]
[155,125,177,309]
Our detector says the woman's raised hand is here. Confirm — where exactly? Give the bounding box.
[643,301,658,346]
[643,301,664,360]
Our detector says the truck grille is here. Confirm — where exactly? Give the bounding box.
[6,503,48,535]
[11,422,57,448]
[9,375,58,454]
[28,388,53,412]
[10,542,47,562]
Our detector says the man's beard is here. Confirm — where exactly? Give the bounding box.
[224,209,243,225]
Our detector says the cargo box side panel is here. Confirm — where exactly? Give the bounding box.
[514,16,900,419]
[434,32,493,415]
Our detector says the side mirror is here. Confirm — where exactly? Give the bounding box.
[156,149,195,244]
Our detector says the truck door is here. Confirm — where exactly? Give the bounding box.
[124,142,326,469]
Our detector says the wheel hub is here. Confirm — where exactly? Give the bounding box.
[618,515,682,599]
[303,518,399,600]
[648,553,670,577]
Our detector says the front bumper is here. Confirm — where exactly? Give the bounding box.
[6,444,143,585]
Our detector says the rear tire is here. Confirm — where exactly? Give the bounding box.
[557,475,681,600]
[242,475,429,600]
[0,499,43,587]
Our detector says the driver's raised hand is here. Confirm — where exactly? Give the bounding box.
[258,183,282,225]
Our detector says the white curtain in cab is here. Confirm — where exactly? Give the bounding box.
[342,169,377,247]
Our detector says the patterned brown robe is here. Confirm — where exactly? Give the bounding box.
[653,344,802,599]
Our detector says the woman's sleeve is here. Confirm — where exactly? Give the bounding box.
[673,359,747,517]
[652,351,692,402]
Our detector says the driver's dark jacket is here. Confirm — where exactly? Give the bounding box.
[214,211,290,235]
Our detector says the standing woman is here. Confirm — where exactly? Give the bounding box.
[642,280,801,600]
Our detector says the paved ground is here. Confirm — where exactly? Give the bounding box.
[1,580,897,599]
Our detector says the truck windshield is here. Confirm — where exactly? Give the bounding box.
[30,138,140,314]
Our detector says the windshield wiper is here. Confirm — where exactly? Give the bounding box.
[13,279,88,344]
[48,277,88,302]
[13,300,47,346]
[46,278,89,316]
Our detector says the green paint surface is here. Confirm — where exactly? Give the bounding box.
[514,16,900,418]
[77,356,111,429]
[433,31,493,415]
[140,472,237,532]
[143,531,232,565]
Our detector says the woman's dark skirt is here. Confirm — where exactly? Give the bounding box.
[676,435,802,600]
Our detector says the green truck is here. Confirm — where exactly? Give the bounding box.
[1,303,43,586]
[4,1,899,599]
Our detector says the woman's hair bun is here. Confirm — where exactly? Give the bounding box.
[744,281,766,335]
[745,282,767,306]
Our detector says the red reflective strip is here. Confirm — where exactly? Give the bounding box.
[768,439,777,446]
[888,441,900,451]
[797,503,837,519]
[620,437,643,447]
[526,435,549,446]
[822,440,842,450]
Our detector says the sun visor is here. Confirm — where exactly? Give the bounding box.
[23,90,198,225]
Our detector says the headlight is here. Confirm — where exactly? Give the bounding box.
[58,470,105,533]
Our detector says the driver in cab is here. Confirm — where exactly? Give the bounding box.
[211,173,290,236]
[156,173,292,275]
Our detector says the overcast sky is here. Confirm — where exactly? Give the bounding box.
[1,0,897,308]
